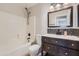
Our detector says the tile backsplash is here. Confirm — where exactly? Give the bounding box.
[47,28,79,36]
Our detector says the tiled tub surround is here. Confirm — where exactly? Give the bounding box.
[47,29,79,36]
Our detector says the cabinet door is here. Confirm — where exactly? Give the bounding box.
[42,43,48,56]
[58,47,69,56]
[42,43,48,52]
[42,43,58,56]
[54,39,68,47]
[66,40,79,50]
[47,44,58,55]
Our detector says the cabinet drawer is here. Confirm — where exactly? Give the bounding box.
[42,37,57,44]
[55,39,79,50]
[66,40,79,50]
[58,46,79,56]
[53,39,67,47]
[69,49,79,56]
[42,37,68,47]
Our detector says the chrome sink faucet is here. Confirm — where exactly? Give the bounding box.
[56,29,62,35]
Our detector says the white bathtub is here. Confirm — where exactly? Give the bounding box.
[6,42,32,56]
[2,41,41,56]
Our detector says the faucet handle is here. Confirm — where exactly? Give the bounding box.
[28,33,31,36]
[27,37,30,39]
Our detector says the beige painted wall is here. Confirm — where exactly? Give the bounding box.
[0,6,27,55]
[29,4,43,35]
[29,4,49,35]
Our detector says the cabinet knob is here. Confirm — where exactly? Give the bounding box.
[43,51,46,55]
[65,52,68,55]
[72,44,75,46]
[48,47,50,49]
[45,39,46,41]
[43,51,46,53]
[56,41,58,43]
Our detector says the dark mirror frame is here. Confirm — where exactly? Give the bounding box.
[77,5,79,27]
[48,6,73,27]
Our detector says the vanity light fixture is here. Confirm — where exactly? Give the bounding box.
[49,3,69,11]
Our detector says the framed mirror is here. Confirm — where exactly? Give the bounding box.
[48,6,73,27]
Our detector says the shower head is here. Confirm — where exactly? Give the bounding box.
[25,8,31,25]
[25,8,31,15]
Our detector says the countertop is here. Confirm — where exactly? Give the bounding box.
[42,34,79,41]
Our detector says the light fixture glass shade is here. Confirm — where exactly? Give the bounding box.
[49,5,54,11]
[63,3,69,8]
[55,4,61,9]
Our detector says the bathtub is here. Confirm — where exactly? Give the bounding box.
[2,41,41,56]
[6,42,32,56]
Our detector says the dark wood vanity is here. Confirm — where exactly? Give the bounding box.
[42,36,79,56]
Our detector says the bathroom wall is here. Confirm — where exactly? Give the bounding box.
[29,3,49,35]
[0,5,27,55]
[29,4,42,35]
[29,3,79,35]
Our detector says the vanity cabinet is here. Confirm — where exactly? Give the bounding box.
[42,36,79,56]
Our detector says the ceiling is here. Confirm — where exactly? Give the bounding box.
[25,3,38,8]
[0,3,38,8]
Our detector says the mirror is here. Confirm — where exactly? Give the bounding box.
[48,7,73,27]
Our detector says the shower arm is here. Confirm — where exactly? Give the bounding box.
[25,8,31,25]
